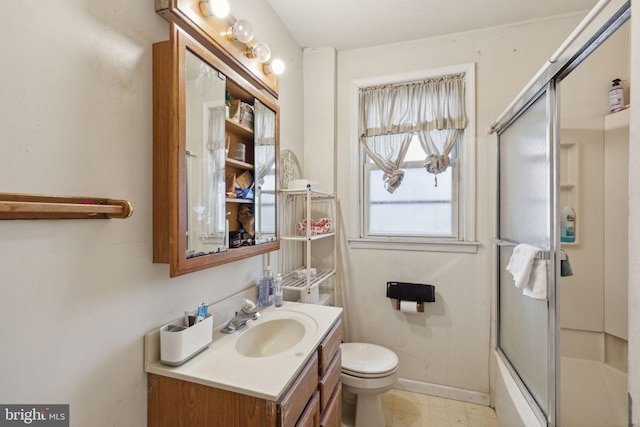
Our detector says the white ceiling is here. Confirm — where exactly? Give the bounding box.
[266,0,598,51]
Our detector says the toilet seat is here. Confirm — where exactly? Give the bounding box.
[340,343,399,378]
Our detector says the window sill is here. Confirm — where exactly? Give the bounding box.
[348,237,480,254]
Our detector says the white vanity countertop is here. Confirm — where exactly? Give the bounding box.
[144,302,342,401]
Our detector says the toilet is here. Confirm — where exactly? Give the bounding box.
[340,342,399,427]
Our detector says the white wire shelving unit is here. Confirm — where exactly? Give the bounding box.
[278,185,336,304]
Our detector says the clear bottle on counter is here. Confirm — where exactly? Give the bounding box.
[258,275,269,306]
[264,266,274,305]
[274,273,283,307]
[258,267,273,306]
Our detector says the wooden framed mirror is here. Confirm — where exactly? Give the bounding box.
[153,24,279,277]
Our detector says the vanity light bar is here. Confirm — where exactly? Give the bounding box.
[199,1,283,75]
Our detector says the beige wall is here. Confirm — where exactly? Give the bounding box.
[303,47,337,187]
[558,23,630,365]
[0,1,303,426]
[559,120,605,332]
[604,109,630,341]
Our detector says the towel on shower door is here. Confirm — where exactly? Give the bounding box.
[522,259,548,300]
[506,244,541,289]
[506,244,548,301]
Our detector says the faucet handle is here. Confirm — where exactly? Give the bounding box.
[241,298,257,313]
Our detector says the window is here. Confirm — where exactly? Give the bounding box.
[352,64,476,252]
[365,135,458,237]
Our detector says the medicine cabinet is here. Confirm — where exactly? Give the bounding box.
[153,25,279,277]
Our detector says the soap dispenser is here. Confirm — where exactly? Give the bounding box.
[258,266,274,306]
[264,266,275,305]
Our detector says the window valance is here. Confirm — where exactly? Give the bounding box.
[358,74,467,138]
[358,73,468,192]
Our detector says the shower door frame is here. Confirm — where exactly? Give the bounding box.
[495,82,560,427]
[492,2,630,425]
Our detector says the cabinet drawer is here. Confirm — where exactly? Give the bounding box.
[319,349,341,413]
[318,319,341,376]
[295,391,320,427]
[278,353,319,427]
[320,383,342,427]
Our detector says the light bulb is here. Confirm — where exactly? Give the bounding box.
[202,0,229,18]
[249,42,271,63]
[264,59,285,75]
[230,20,254,43]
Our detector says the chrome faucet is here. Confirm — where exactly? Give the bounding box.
[221,298,260,333]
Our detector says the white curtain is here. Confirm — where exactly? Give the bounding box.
[253,99,276,184]
[418,128,460,186]
[253,99,277,239]
[361,133,412,193]
[359,74,467,191]
[205,106,226,237]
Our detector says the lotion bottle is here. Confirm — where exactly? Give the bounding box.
[609,79,625,113]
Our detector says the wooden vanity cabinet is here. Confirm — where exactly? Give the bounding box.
[147,318,342,427]
[317,319,342,427]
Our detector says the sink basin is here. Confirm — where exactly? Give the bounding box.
[235,318,307,357]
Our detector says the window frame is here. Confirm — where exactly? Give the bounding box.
[349,63,478,253]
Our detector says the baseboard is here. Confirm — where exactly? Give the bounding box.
[395,378,491,407]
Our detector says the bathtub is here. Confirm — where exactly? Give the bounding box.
[493,350,628,427]
[494,350,545,427]
[559,356,627,427]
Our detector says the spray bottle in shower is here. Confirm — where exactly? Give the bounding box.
[561,206,576,243]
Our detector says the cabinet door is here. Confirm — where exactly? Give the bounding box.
[319,350,341,413]
[318,319,341,376]
[277,354,319,427]
[295,392,320,427]
[319,383,342,427]
[184,49,227,255]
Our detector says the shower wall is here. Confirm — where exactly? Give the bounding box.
[558,22,630,366]
[558,112,629,427]
[558,22,630,426]
[559,110,629,357]
[603,109,630,344]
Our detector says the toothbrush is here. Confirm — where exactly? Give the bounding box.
[195,303,208,324]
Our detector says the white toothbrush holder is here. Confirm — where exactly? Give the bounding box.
[160,314,213,366]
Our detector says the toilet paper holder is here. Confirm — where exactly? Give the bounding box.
[386,282,435,313]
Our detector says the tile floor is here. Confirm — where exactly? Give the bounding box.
[379,389,499,427]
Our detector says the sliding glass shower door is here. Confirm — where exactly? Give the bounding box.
[497,86,557,423]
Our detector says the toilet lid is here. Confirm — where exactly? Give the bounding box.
[340,343,399,377]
